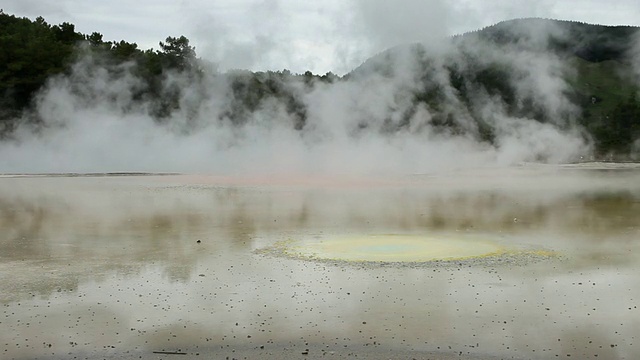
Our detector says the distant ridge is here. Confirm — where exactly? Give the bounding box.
[347,18,640,158]
[1,13,639,162]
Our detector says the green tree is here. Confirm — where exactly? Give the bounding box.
[159,35,196,70]
[86,32,104,46]
[52,22,82,44]
[111,40,139,61]
[596,93,640,152]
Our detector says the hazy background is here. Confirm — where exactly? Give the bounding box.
[0,1,639,175]
[1,170,639,359]
[3,0,640,74]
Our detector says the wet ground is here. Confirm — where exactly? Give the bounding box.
[1,163,639,359]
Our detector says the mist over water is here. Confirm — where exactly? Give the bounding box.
[0,18,602,175]
[1,167,639,359]
[2,4,640,359]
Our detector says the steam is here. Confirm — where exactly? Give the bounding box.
[186,1,288,72]
[0,15,593,175]
[352,0,451,52]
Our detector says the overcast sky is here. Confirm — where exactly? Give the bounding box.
[3,0,640,74]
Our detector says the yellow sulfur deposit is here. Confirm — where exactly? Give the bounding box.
[285,234,506,262]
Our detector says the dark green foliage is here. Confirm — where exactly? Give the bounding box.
[221,70,308,129]
[353,19,640,155]
[0,12,328,134]
[1,12,639,158]
[52,22,84,44]
[470,18,637,62]
[159,36,196,71]
[595,94,640,153]
[0,14,74,111]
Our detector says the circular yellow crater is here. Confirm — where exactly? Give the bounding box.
[286,234,505,262]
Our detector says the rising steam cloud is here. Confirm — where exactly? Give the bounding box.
[0,10,593,175]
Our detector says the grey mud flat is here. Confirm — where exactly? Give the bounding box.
[1,164,640,360]
[36,345,522,360]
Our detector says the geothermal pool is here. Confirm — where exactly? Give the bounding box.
[281,234,508,262]
[1,164,639,359]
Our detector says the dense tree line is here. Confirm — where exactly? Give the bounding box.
[354,19,640,157]
[0,11,332,135]
[595,94,640,153]
[0,11,199,130]
[0,11,639,157]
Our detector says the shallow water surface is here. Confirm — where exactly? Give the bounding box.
[1,164,639,359]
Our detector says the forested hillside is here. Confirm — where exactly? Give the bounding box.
[351,19,640,156]
[1,12,639,160]
[0,11,329,134]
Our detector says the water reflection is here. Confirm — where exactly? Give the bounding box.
[1,174,639,295]
[0,167,639,359]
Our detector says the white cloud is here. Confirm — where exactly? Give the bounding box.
[0,18,596,175]
[3,0,640,74]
